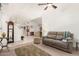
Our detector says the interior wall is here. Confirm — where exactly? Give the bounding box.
[1,14,22,41]
[0,3,42,42]
[1,3,79,44]
[30,17,42,32]
[42,3,79,42]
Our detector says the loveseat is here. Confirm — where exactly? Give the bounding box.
[42,31,73,53]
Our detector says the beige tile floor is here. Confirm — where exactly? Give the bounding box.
[35,44,79,56]
[0,36,34,56]
[0,36,79,56]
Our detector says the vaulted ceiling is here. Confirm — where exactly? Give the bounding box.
[1,3,43,21]
[1,3,79,24]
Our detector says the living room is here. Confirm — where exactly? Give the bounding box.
[0,3,79,56]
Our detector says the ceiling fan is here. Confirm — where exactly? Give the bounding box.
[38,3,57,10]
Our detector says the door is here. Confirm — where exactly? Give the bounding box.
[7,21,14,43]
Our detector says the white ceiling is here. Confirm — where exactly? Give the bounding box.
[1,3,79,24]
[1,3,43,20]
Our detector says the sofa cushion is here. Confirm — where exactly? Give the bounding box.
[48,32,57,35]
[49,39,67,48]
[56,35,64,40]
[47,35,56,39]
[44,38,54,42]
[57,32,64,36]
[44,39,67,48]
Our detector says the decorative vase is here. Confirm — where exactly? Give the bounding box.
[21,36,24,40]
[2,32,6,38]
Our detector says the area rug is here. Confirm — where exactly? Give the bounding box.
[15,44,51,56]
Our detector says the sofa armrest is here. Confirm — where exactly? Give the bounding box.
[65,37,73,53]
[67,42,73,53]
[67,39,73,43]
[42,36,47,39]
[65,37,73,42]
[62,37,73,42]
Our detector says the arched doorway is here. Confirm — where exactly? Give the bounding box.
[7,21,14,43]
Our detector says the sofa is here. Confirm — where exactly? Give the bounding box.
[42,31,73,53]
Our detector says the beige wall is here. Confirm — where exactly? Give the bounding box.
[42,3,79,43]
[0,3,42,42]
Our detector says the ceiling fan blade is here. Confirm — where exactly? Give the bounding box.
[38,3,48,6]
[52,5,57,9]
[47,3,53,4]
[44,6,48,10]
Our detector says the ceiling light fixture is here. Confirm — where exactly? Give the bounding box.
[38,3,57,10]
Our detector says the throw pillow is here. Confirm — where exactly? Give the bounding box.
[62,39,67,42]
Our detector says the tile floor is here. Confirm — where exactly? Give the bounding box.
[0,36,79,56]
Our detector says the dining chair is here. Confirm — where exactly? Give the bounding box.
[0,38,9,51]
